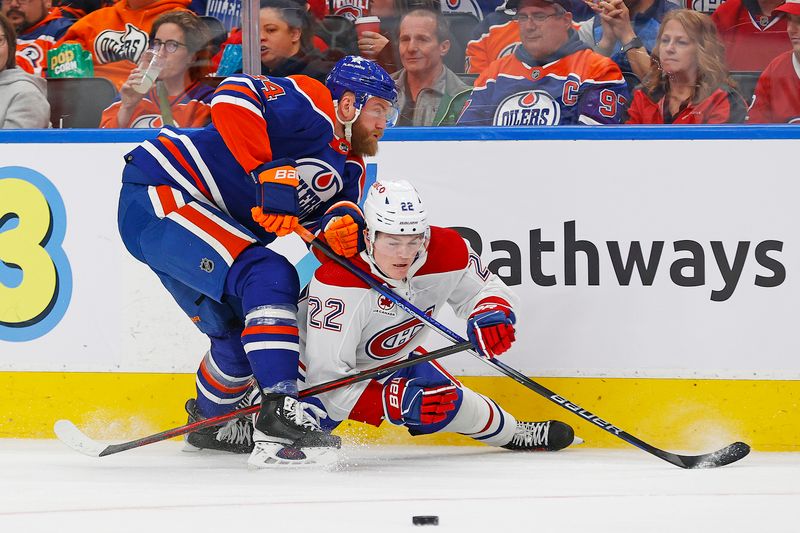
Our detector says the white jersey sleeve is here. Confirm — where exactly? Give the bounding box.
[447,238,519,320]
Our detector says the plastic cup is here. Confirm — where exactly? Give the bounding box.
[133,46,166,94]
[355,16,381,37]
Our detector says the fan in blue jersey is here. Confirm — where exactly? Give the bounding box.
[116,56,399,468]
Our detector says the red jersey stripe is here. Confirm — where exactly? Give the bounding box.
[159,136,212,201]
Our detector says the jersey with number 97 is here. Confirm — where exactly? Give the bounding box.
[457,41,629,126]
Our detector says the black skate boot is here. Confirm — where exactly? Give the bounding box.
[184,398,254,454]
[247,394,340,468]
[501,420,575,451]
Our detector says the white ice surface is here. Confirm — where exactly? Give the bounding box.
[0,439,797,532]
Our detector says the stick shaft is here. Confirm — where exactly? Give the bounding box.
[296,226,748,468]
[92,340,473,456]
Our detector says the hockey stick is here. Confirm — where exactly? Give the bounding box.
[54,340,473,458]
[296,225,751,469]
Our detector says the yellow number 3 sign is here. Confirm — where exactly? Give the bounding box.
[0,167,71,341]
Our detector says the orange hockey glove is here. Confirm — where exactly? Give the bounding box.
[319,202,366,257]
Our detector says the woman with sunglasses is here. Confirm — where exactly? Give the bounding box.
[101,10,214,128]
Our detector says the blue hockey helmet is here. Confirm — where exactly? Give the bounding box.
[325,56,398,124]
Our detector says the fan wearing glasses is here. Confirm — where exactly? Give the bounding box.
[457,0,629,126]
[101,11,215,128]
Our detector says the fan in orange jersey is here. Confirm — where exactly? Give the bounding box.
[100,11,214,128]
[458,0,628,126]
[57,0,189,90]
[4,0,74,76]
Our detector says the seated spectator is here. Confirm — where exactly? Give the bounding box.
[331,0,397,21]
[57,0,190,90]
[748,0,800,122]
[465,0,519,74]
[393,8,471,125]
[52,0,109,19]
[4,0,74,75]
[712,0,789,71]
[465,0,591,75]
[457,0,628,125]
[626,9,747,123]
[0,13,49,127]
[353,0,444,73]
[577,0,677,80]
[257,0,332,81]
[100,10,213,128]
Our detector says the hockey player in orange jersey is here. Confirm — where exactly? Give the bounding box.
[57,0,189,90]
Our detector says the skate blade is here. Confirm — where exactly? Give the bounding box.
[182,441,202,453]
[247,442,339,469]
[571,435,584,446]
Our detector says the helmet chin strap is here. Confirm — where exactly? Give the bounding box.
[335,101,361,144]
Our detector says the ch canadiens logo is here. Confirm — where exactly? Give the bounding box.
[331,0,368,21]
[94,23,148,64]
[493,90,560,126]
[366,306,434,360]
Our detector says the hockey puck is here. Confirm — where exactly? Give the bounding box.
[412,516,439,526]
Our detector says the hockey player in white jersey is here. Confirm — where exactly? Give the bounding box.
[298,180,576,451]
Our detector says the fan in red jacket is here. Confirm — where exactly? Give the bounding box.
[626,9,747,124]
[747,0,800,123]
[711,0,789,71]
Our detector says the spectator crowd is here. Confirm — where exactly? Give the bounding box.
[1,0,799,128]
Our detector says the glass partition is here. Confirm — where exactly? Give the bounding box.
[8,0,796,129]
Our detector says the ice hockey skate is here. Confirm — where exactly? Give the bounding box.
[183,398,254,454]
[247,394,341,468]
[501,420,577,451]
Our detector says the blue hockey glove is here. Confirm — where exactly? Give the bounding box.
[467,306,516,359]
[250,158,299,236]
[382,377,458,426]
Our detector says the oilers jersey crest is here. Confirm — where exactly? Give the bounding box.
[458,33,629,126]
[121,74,366,242]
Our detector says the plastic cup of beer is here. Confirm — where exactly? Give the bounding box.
[355,16,381,37]
[133,45,166,94]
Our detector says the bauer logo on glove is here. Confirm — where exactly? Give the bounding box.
[250,158,300,237]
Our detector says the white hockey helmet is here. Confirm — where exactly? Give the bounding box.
[363,180,429,245]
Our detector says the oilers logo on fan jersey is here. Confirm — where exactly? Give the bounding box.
[494,90,561,126]
[458,39,629,126]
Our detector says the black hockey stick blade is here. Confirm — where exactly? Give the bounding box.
[54,340,473,457]
[657,441,751,469]
[490,357,752,469]
[296,227,752,470]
